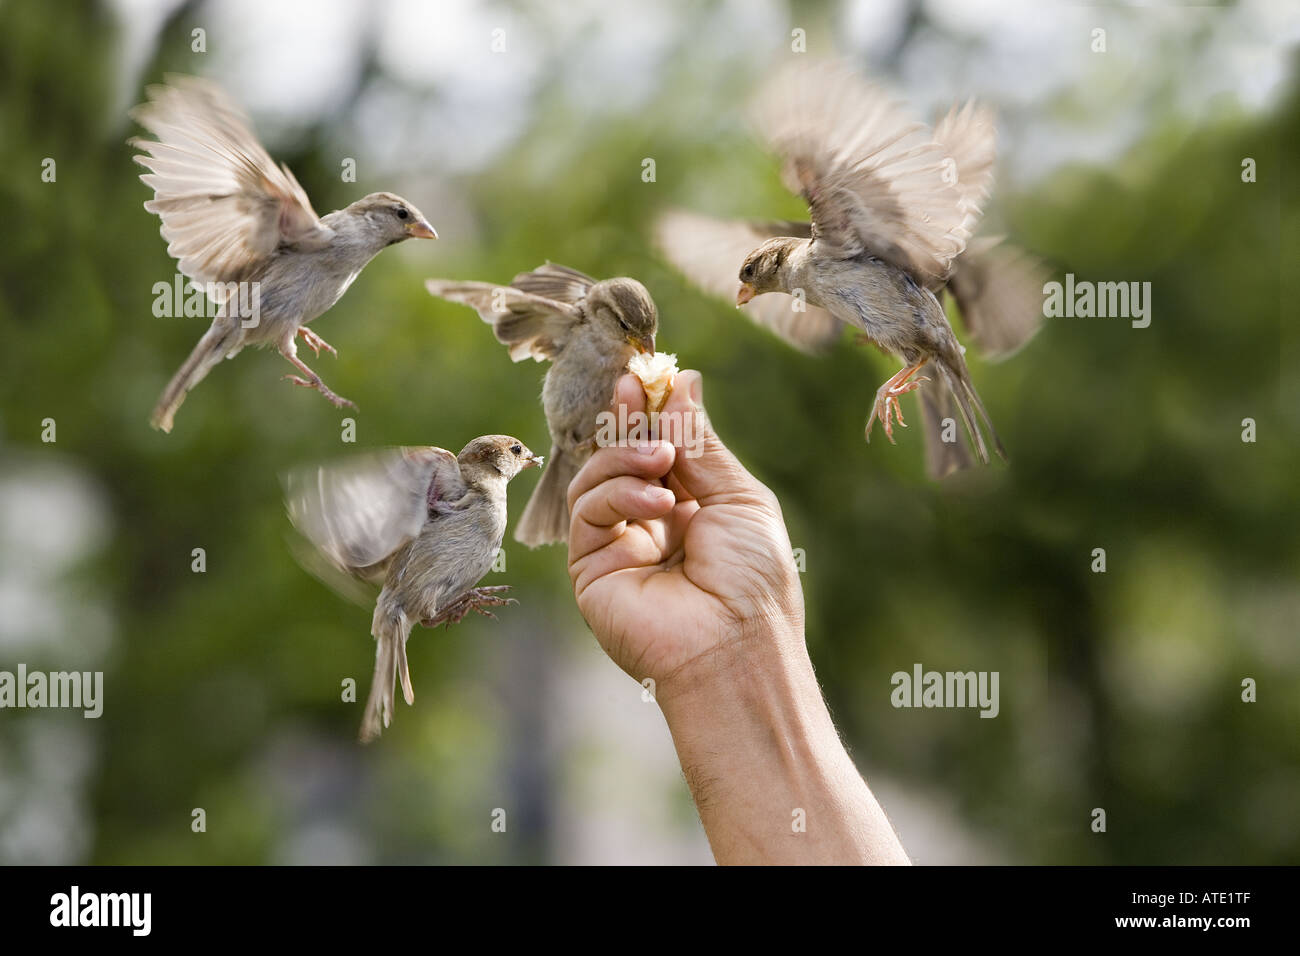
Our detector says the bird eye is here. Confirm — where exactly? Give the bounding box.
[617,318,631,333]
[510,444,522,455]
[395,207,409,220]
[741,263,754,279]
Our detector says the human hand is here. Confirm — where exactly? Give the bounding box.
[566,369,803,693]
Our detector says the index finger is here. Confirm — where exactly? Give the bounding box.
[567,440,675,514]
[608,373,647,429]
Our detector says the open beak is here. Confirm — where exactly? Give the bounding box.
[406,219,438,240]
[736,282,756,306]
[526,453,544,470]
[636,334,656,354]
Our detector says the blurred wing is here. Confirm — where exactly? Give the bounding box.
[946,237,1050,360]
[130,75,332,287]
[285,446,465,575]
[931,99,997,220]
[654,209,844,353]
[286,534,384,604]
[753,60,972,286]
[425,278,583,362]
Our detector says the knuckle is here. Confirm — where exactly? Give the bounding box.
[569,486,597,521]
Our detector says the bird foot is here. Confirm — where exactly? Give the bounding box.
[422,586,516,628]
[282,374,357,410]
[297,326,338,358]
[865,364,929,445]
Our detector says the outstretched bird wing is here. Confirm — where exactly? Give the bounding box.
[947,237,1050,360]
[425,267,588,363]
[654,209,845,353]
[753,60,977,287]
[131,75,333,289]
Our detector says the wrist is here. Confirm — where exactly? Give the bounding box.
[656,617,909,865]
[656,614,812,724]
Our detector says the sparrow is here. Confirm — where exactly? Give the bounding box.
[131,76,437,432]
[425,264,658,547]
[286,435,542,742]
[655,61,1047,477]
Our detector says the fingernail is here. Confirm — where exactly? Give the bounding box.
[645,484,673,503]
[689,376,703,405]
[635,441,658,455]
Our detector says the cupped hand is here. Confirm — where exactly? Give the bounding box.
[567,370,803,691]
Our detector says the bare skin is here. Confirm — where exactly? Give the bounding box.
[567,370,910,865]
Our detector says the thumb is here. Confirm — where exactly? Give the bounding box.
[659,370,762,504]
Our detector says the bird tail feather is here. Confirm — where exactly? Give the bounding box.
[514,445,578,548]
[360,596,413,743]
[918,384,973,479]
[150,323,240,432]
[930,355,1006,468]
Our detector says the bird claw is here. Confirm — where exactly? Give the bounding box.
[297,326,338,358]
[321,389,358,411]
[865,367,929,445]
[471,585,514,596]
[281,374,357,410]
[422,586,517,629]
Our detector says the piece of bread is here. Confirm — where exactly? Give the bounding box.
[627,352,679,416]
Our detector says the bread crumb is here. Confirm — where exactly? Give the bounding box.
[628,352,679,416]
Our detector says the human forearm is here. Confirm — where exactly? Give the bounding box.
[658,622,910,865]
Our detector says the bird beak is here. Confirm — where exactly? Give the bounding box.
[406,219,438,240]
[527,454,544,469]
[736,282,756,306]
[636,334,655,355]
